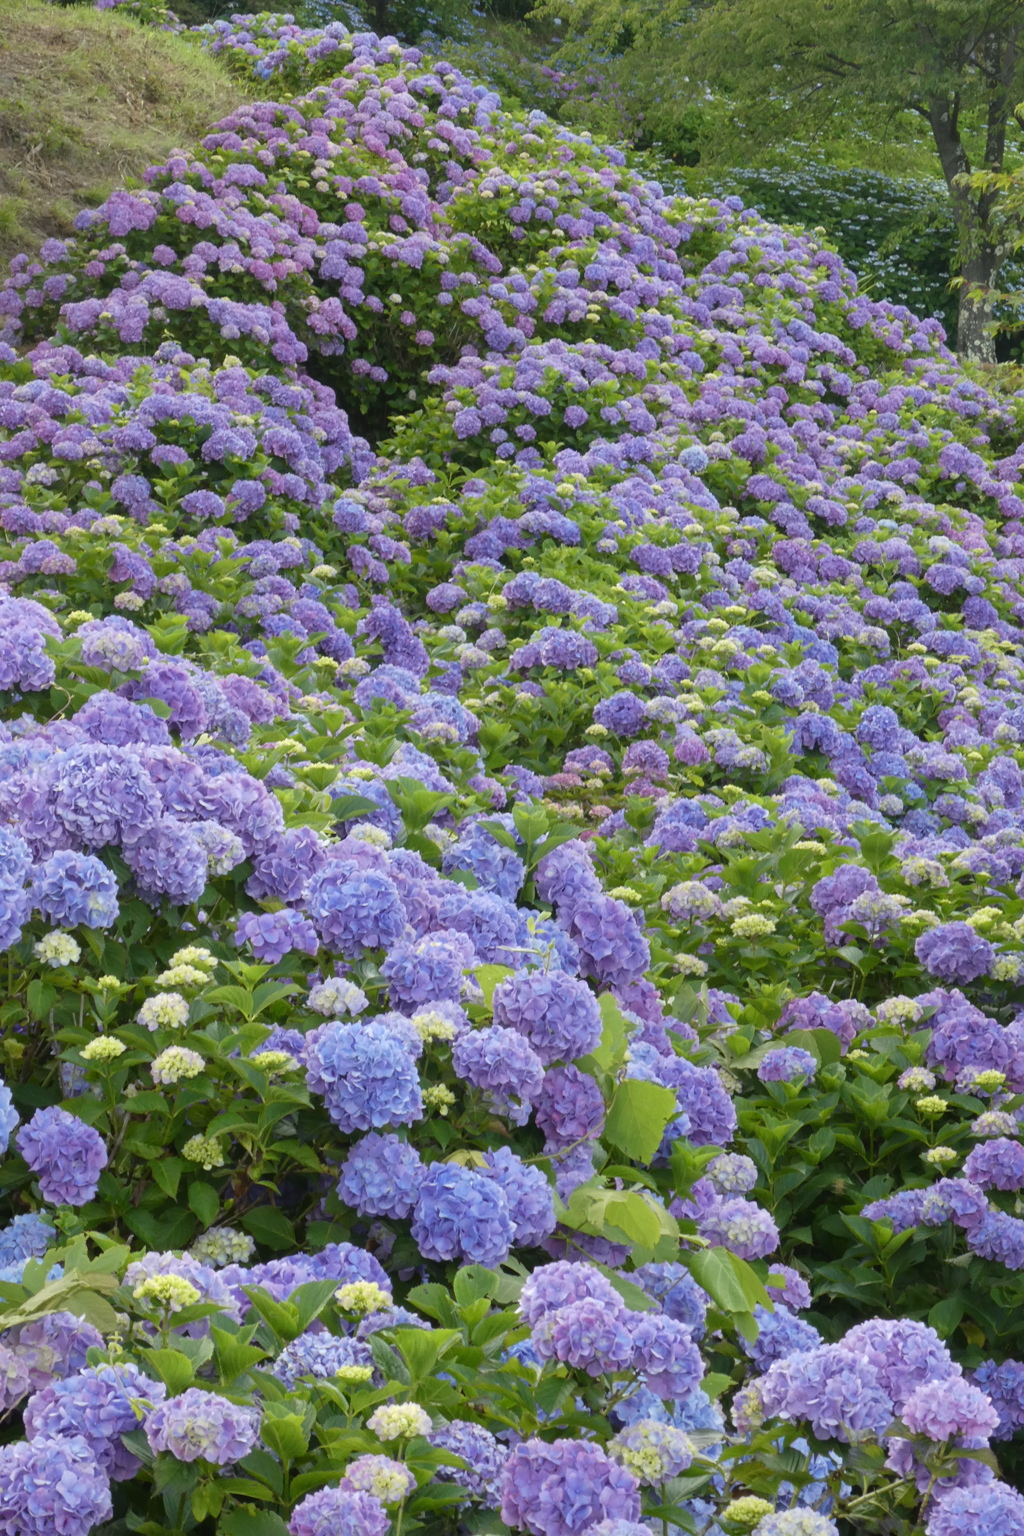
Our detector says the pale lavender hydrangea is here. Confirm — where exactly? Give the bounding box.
[144,1387,258,1463]
[500,1438,641,1536]
[925,1483,1024,1536]
[759,1344,893,1442]
[0,1433,112,1536]
[289,1486,389,1536]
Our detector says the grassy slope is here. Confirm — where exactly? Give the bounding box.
[0,0,246,274]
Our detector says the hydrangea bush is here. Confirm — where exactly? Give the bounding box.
[1,7,1024,1533]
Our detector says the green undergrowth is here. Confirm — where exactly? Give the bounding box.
[0,0,246,272]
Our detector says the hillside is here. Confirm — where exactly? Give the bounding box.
[3,11,1024,1534]
[0,0,245,272]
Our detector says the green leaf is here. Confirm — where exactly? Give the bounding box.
[928,1296,965,1338]
[218,1510,290,1536]
[473,965,514,1006]
[392,1326,460,1383]
[241,1207,295,1251]
[188,1180,219,1228]
[578,992,631,1077]
[141,1347,195,1395]
[604,1079,678,1164]
[260,1408,310,1461]
[330,794,384,821]
[150,1158,183,1200]
[688,1247,771,1317]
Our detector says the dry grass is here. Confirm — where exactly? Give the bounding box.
[0,0,247,272]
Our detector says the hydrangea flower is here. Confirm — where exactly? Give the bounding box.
[429,1420,509,1505]
[500,1439,641,1536]
[289,1487,389,1536]
[24,1362,166,1480]
[144,1387,259,1463]
[336,1132,424,1220]
[491,970,602,1065]
[411,1163,515,1267]
[302,1021,423,1133]
[0,1433,113,1536]
[607,1420,692,1484]
[16,1107,107,1206]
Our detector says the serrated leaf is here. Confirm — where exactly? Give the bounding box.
[604,1079,678,1164]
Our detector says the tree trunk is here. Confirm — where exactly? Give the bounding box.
[957,246,1001,363]
[926,93,1003,363]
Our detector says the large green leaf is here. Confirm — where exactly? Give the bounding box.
[604,1079,679,1164]
[688,1247,772,1317]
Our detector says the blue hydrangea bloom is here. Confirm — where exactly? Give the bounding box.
[442,815,525,900]
[429,1420,509,1506]
[271,1333,374,1390]
[24,1362,166,1480]
[30,850,119,929]
[302,1022,423,1134]
[336,1133,424,1220]
[411,1163,515,1267]
[744,1304,823,1371]
[492,970,602,1066]
[482,1147,556,1248]
[305,865,406,955]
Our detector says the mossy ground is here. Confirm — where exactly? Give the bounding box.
[0,0,246,273]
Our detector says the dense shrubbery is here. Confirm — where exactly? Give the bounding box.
[5,9,1024,1535]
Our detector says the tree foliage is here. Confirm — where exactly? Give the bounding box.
[538,0,1024,358]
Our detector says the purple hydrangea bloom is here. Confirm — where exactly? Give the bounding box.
[17,1107,108,1206]
[519,1261,623,1326]
[0,1434,112,1536]
[30,851,119,929]
[628,1313,703,1399]
[744,1304,823,1371]
[535,1066,605,1147]
[925,1483,1024,1536]
[271,1333,374,1390]
[915,923,995,984]
[757,1047,817,1084]
[429,1419,509,1505]
[963,1138,1024,1190]
[633,1263,708,1336]
[698,1197,779,1260]
[411,1163,515,1267]
[901,1377,999,1442]
[969,1359,1024,1439]
[289,1487,389,1536]
[24,1361,166,1480]
[500,1439,641,1536]
[839,1319,958,1410]
[492,971,602,1065]
[533,1296,635,1375]
[443,817,526,901]
[766,1265,812,1312]
[563,894,650,989]
[336,1132,424,1220]
[144,1387,259,1463]
[302,1021,423,1133]
[304,865,406,955]
[381,929,475,1007]
[966,1209,1024,1268]
[759,1343,894,1441]
[235,908,319,963]
[452,1025,545,1119]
